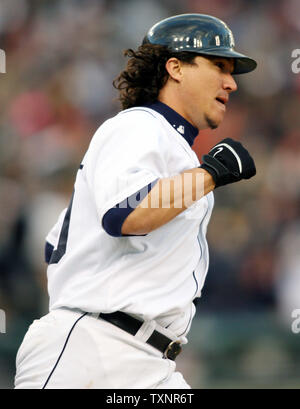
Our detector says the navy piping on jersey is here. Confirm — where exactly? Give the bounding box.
[42,312,88,389]
[192,270,199,298]
[45,242,54,264]
[144,101,199,147]
[102,179,159,237]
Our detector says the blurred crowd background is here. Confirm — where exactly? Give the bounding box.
[0,0,300,389]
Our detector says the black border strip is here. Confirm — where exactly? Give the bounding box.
[42,312,88,389]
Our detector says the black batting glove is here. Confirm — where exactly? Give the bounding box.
[200,138,256,188]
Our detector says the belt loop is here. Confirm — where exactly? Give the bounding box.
[134,320,156,343]
[97,311,182,360]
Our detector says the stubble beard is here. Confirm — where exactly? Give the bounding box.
[204,114,219,130]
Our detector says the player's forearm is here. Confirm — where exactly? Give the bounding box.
[121,168,215,235]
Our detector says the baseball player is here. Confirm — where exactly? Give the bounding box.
[14,14,257,389]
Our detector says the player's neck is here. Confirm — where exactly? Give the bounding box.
[158,88,204,131]
[158,96,189,125]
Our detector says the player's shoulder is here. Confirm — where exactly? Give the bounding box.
[85,106,175,165]
[93,106,167,143]
[113,106,163,128]
[118,106,161,119]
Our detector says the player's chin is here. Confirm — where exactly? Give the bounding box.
[204,113,223,130]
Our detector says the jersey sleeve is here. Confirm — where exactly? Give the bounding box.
[102,179,158,237]
[85,110,170,225]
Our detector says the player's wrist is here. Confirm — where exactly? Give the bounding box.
[199,155,239,188]
[198,166,217,189]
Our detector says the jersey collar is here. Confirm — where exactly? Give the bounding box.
[144,101,199,147]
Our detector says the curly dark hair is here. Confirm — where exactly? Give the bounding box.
[113,44,197,110]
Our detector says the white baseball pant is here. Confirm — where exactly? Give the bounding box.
[14,308,191,389]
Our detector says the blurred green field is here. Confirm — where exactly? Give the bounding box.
[177,312,300,389]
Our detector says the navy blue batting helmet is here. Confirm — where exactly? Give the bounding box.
[143,14,257,75]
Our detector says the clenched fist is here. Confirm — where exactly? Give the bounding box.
[200,138,256,188]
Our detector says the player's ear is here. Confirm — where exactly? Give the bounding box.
[165,58,183,82]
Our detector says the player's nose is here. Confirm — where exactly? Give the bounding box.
[224,73,238,93]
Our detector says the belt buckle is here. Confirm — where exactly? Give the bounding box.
[164,340,182,361]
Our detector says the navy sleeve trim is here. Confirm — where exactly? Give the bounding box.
[102,179,159,237]
[45,242,54,264]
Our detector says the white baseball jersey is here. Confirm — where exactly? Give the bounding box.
[46,102,214,341]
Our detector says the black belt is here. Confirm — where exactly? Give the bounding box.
[99,311,182,361]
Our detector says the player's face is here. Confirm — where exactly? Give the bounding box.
[178,56,237,130]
